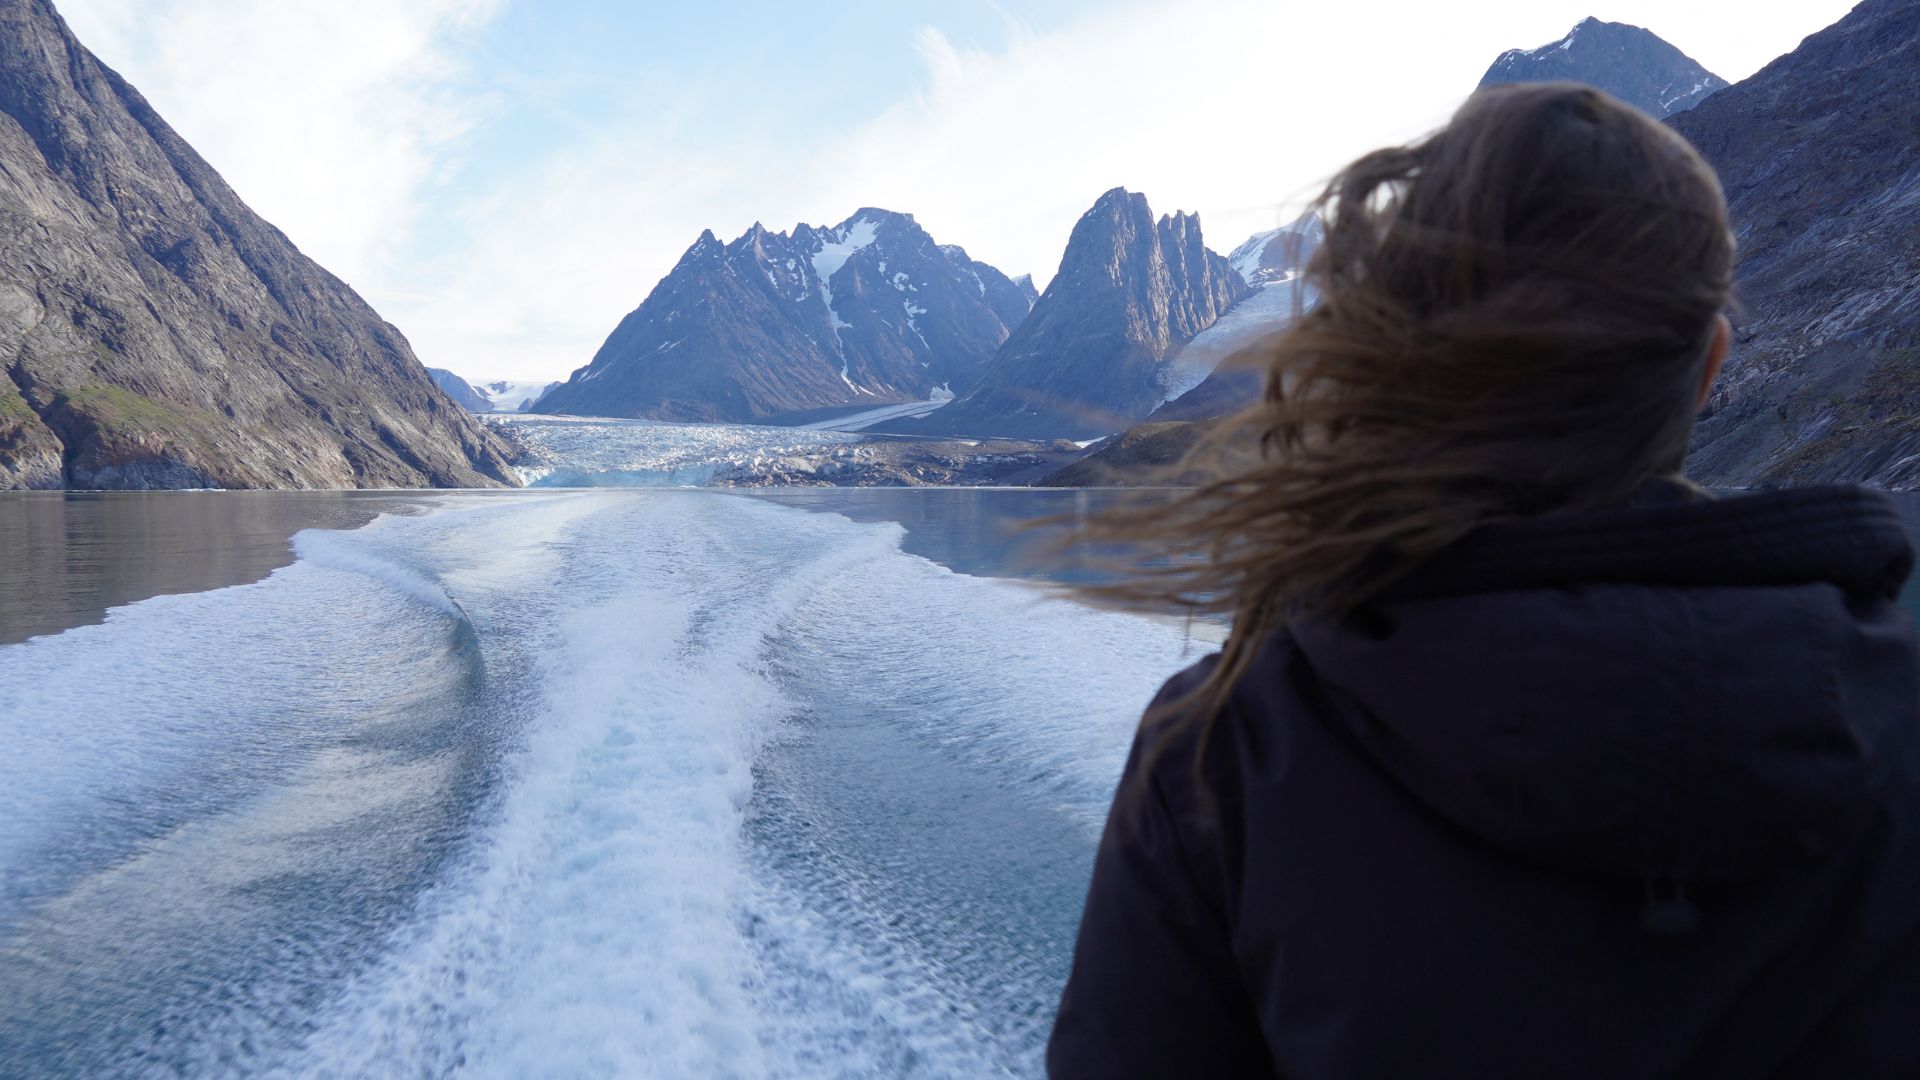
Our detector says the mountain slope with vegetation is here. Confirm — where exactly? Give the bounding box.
[0,0,515,489]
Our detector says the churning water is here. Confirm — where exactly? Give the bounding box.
[0,490,1199,1077]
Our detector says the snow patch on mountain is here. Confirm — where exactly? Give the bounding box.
[478,379,562,413]
[1160,213,1324,402]
[812,217,880,281]
[1158,274,1314,402]
[796,386,957,433]
[1227,234,1275,284]
[810,216,880,348]
[431,370,561,413]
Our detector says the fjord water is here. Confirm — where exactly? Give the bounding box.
[0,489,1201,1077]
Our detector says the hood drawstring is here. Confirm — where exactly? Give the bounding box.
[1641,879,1701,937]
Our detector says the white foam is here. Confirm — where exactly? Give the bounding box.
[0,509,490,906]
[5,491,1201,1075]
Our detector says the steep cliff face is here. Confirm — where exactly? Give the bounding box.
[534,210,1033,423]
[906,188,1247,440]
[1670,0,1920,487]
[1480,16,1726,117]
[0,0,516,490]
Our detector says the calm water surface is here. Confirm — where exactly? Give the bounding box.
[0,488,1137,644]
[0,491,439,644]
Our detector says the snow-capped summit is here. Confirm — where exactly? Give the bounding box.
[1479,16,1726,118]
[536,209,1034,423]
[477,379,561,413]
[1227,212,1324,290]
[428,370,560,413]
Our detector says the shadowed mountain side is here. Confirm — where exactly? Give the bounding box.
[1671,0,1920,487]
[1035,423,1210,487]
[0,0,516,490]
[1038,333,1283,486]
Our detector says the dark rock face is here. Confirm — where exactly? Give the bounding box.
[0,0,516,490]
[534,210,1033,423]
[906,188,1248,440]
[1671,0,1920,487]
[428,368,492,412]
[1036,422,1208,487]
[1480,16,1727,117]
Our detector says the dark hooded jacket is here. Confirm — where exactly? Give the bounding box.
[1050,483,1920,1078]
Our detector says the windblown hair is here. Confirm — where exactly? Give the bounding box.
[1078,83,1736,728]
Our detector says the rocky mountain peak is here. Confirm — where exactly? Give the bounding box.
[1089,186,1147,214]
[536,205,1034,423]
[846,206,912,226]
[901,187,1246,440]
[1480,16,1726,117]
[681,229,726,266]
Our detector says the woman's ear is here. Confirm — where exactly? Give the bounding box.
[1698,314,1730,410]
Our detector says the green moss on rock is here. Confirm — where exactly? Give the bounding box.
[0,385,36,424]
[53,384,206,433]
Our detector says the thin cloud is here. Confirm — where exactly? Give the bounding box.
[54,0,1862,384]
[57,0,502,295]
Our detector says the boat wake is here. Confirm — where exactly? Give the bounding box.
[0,491,1198,1077]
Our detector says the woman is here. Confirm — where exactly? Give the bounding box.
[1049,83,1920,1078]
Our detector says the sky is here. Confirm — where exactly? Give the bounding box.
[57,0,1861,384]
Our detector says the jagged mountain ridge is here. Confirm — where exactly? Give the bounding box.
[534,210,1033,423]
[0,0,515,489]
[1155,212,1323,410]
[1671,0,1920,486]
[903,187,1248,440]
[1480,16,1727,117]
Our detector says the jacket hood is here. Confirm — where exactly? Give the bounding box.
[1290,484,1918,885]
